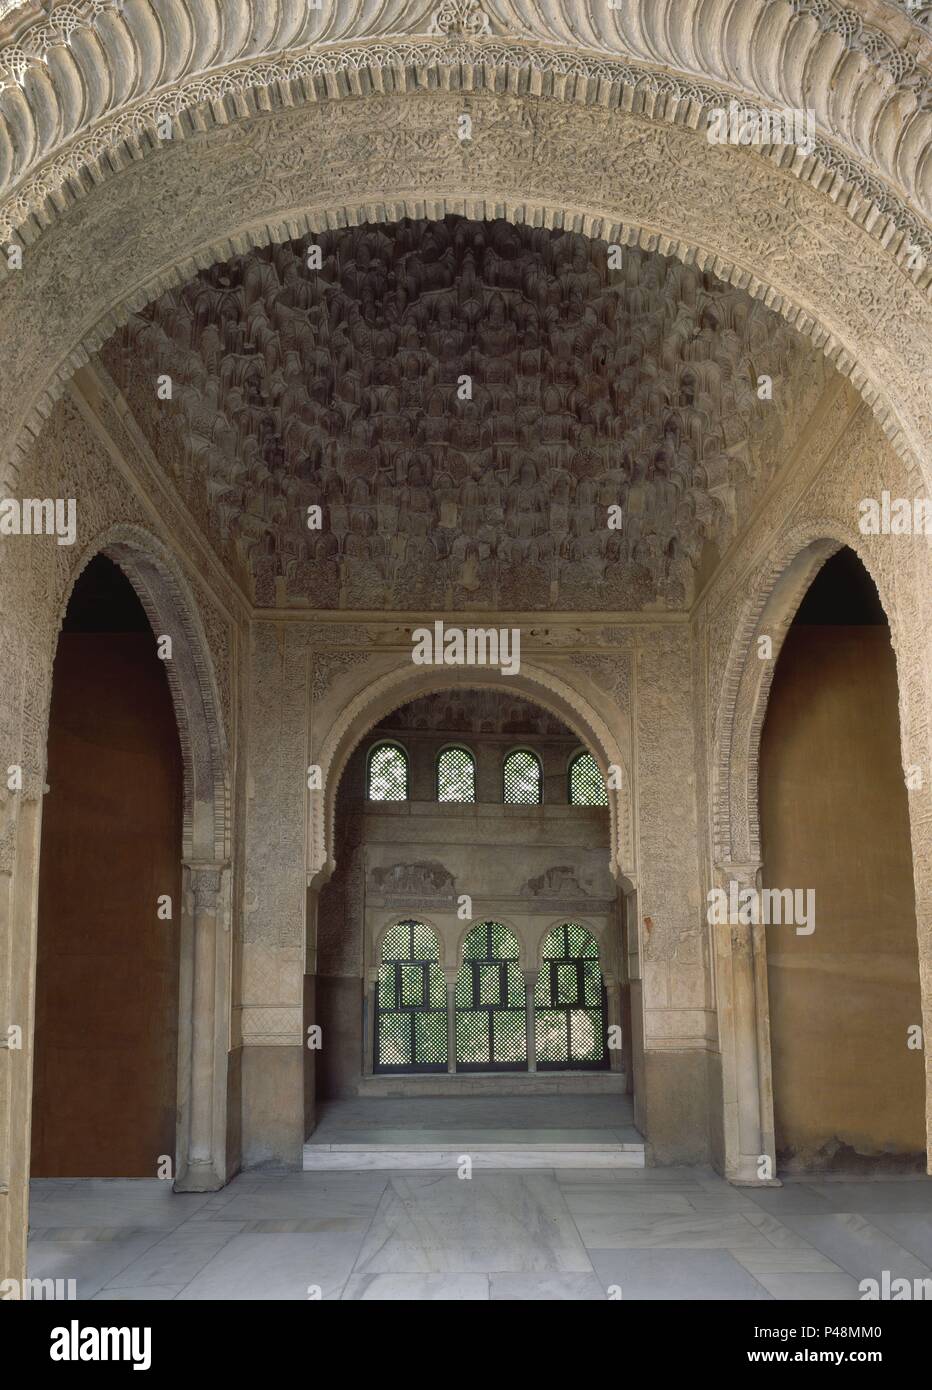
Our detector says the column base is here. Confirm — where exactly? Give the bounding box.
[726,1154,782,1187]
[174,1161,224,1193]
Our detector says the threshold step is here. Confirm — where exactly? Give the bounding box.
[302,1142,646,1170]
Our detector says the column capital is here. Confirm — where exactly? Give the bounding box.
[713,859,762,891]
[184,861,225,915]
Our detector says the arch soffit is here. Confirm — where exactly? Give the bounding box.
[57,522,231,862]
[0,78,929,496]
[1,1,929,252]
[712,519,907,868]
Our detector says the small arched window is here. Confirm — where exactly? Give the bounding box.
[367,741,408,802]
[437,746,475,803]
[503,749,542,805]
[569,751,608,806]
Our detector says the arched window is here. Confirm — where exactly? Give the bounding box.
[437,746,475,803]
[367,741,407,801]
[569,750,608,806]
[503,749,542,805]
[455,922,527,1070]
[374,920,447,1072]
[534,922,608,1069]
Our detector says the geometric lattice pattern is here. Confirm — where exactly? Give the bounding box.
[503,749,542,805]
[437,746,475,803]
[534,922,608,1069]
[455,922,527,1070]
[367,742,407,802]
[569,751,608,806]
[375,920,447,1072]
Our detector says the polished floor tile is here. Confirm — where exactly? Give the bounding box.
[751,1272,862,1300]
[807,1180,932,1213]
[353,1173,592,1274]
[490,1272,607,1300]
[27,1169,932,1301]
[587,1249,773,1300]
[732,1247,845,1275]
[28,1234,165,1300]
[770,1211,932,1283]
[576,1211,776,1250]
[104,1220,246,1289]
[177,1232,364,1301]
[562,1185,696,1215]
[342,1273,489,1300]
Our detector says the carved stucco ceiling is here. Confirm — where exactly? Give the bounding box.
[100,215,831,611]
[377,689,574,737]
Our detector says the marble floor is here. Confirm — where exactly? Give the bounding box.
[27,1166,932,1301]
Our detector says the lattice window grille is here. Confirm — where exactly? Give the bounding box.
[534,922,608,1069]
[569,751,608,806]
[503,749,541,804]
[375,919,448,1071]
[455,921,527,1069]
[437,746,475,802]
[368,742,407,801]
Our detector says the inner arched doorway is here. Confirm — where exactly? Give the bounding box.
[308,688,635,1161]
[759,547,925,1173]
[31,556,183,1176]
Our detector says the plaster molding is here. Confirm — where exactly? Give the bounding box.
[0,1,928,255]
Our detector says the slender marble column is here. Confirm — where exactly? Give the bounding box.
[715,861,777,1185]
[523,969,537,1072]
[444,972,457,1073]
[176,862,223,1190]
[605,976,624,1072]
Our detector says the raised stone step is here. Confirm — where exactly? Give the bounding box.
[354,1071,629,1098]
[303,1138,645,1170]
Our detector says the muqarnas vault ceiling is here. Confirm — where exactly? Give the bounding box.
[100,216,831,611]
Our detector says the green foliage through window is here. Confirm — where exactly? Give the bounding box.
[455,922,527,1069]
[534,922,608,1069]
[375,920,447,1071]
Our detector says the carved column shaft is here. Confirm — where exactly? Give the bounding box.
[522,968,537,1072]
[180,862,223,1182]
[444,972,458,1074]
[716,861,776,1184]
[604,977,624,1073]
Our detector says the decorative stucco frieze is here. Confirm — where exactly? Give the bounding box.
[0,0,928,261]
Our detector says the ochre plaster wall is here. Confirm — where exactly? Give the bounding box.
[30,633,183,1177]
[760,625,925,1170]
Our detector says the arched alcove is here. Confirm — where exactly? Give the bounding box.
[312,687,628,1112]
[759,547,925,1172]
[31,556,183,1176]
